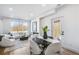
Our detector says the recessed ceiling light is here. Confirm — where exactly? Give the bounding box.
[9,8,13,11]
[41,4,47,7]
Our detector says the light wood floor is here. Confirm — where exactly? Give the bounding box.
[63,48,79,55]
[0,47,79,55]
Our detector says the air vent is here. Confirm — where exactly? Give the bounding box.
[57,4,61,6]
[56,4,64,8]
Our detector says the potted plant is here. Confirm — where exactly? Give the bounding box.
[42,26,48,39]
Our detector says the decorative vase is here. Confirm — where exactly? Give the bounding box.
[43,32,48,39]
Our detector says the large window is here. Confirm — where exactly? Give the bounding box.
[10,19,31,33]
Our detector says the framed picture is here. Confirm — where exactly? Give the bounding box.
[32,21,37,32]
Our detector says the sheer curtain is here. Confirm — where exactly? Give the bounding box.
[10,19,31,36]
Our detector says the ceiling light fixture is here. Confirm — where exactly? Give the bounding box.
[41,4,47,7]
[9,8,13,11]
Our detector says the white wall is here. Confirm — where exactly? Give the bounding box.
[0,19,11,34]
[0,20,3,34]
[39,4,79,53]
[40,16,52,36]
[53,5,79,53]
[39,10,55,36]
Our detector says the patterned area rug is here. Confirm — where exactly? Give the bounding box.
[4,40,30,55]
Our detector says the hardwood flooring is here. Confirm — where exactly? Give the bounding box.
[0,47,79,55]
[63,48,79,55]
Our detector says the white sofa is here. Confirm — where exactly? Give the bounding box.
[0,35,16,47]
[10,31,29,38]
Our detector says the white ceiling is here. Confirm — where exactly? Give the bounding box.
[0,4,57,19]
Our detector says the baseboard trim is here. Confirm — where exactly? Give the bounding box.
[63,46,79,54]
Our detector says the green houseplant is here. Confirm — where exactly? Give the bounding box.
[42,26,48,39]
